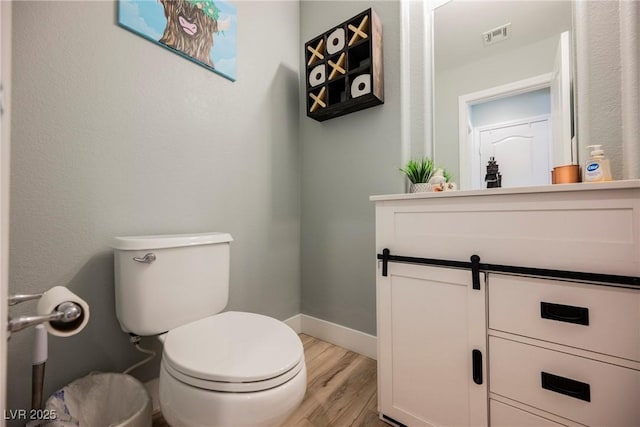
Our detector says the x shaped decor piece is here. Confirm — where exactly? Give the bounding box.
[328,52,346,80]
[309,87,327,113]
[348,15,369,46]
[307,39,325,66]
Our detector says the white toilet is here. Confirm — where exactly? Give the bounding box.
[111,232,306,427]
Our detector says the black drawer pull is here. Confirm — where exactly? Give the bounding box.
[472,349,483,385]
[540,302,589,326]
[541,371,591,402]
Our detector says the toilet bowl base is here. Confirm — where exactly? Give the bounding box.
[158,360,307,427]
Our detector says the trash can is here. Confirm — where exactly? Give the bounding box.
[37,373,152,427]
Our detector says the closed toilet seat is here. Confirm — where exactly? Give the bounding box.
[162,311,304,393]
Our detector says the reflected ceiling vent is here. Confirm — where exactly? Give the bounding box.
[483,23,511,46]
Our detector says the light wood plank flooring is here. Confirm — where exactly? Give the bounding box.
[152,333,386,427]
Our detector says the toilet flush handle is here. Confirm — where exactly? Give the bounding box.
[133,253,156,264]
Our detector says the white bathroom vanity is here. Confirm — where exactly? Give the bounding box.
[371,180,640,426]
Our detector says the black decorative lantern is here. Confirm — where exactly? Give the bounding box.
[485,157,502,188]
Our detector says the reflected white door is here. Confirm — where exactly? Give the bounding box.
[477,116,551,188]
[459,73,553,190]
[551,31,573,166]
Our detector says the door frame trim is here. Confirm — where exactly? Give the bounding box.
[1,0,12,420]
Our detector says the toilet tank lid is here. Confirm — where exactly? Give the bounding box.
[110,232,233,250]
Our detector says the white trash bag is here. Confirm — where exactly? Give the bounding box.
[33,373,152,427]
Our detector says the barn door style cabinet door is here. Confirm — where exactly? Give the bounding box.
[376,261,488,426]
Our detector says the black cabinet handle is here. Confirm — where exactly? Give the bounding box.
[471,255,481,290]
[472,349,483,384]
[381,248,390,277]
[540,302,589,326]
[541,372,591,402]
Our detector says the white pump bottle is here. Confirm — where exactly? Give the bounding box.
[584,145,612,182]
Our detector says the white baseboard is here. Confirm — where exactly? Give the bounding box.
[283,313,303,334]
[298,314,377,360]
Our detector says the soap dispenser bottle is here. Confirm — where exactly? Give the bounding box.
[584,145,612,182]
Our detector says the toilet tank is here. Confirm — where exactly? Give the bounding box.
[111,232,233,336]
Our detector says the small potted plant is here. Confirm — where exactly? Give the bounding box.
[399,158,435,193]
[400,158,457,193]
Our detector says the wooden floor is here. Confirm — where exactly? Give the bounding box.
[152,333,386,427]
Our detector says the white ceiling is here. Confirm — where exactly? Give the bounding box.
[434,0,572,70]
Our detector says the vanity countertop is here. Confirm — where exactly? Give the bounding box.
[370,179,640,201]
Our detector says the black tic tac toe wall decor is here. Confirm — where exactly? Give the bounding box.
[305,9,384,122]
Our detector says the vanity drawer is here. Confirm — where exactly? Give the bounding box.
[489,336,640,426]
[490,400,564,426]
[488,274,640,361]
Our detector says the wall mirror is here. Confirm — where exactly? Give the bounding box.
[432,1,575,189]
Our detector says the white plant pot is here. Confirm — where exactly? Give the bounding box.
[409,183,432,193]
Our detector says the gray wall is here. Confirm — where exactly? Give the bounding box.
[574,0,640,180]
[8,0,300,418]
[575,1,622,179]
[300,1,403,336]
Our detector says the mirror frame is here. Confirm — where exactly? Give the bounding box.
[401,0,639,183]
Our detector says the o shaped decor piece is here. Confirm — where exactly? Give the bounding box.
[351,74,371,98]
[326,28,346,55]
[309,64,326,87]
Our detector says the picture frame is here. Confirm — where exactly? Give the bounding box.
[118,0,237,82]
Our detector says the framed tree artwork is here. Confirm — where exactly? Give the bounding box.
[118,0,237,81]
